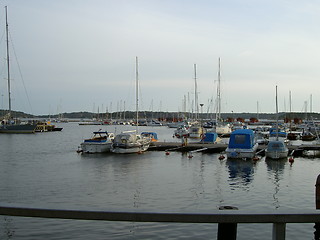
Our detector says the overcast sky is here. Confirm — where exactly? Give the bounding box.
[0,0,319,115]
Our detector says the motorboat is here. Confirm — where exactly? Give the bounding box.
[265,140,289,160]
[265,86,289,160]
[174,125,189,138]
[226,129,259,159]
[146,120,162,126]
[200,132,220,143]
[111,131,151,154]
[215,123,232,137]
[141,132,158,142]
[188,124,204,138]
[80,130,115,153]
[301,130,316,141]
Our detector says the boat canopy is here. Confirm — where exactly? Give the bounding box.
[141,132,158,140]
[228,129,255,149]
[266,140,287,151]
[202,132,218,143]
[269,128,287,138]
[114,133,138,143]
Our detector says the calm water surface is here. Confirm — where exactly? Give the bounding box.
[0,122,319,239]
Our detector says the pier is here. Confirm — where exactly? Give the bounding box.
[149,142,320,157]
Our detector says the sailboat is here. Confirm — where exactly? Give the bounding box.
[111,57,151,154]
[188,64,204,139]
[265,86,289,160]
[0,6,36,134]
[213,58,232,136]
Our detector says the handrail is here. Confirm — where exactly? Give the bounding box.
[0,206,319,223]
[0,173,319,240]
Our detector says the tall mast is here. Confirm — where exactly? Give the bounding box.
[5,6,11,114]
[216,57,221,122]
[289,90,292,130]
[135,56,139,130]
[194,63,198,120]
[276,86,279,140]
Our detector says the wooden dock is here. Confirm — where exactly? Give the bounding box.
[149,142,320,157]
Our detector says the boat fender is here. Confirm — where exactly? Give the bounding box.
[252,156,259,162]
[289,157,294,163]
[218,155,225,160]
[165,151,170,155]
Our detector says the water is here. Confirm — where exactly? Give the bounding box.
[0,122,319,239]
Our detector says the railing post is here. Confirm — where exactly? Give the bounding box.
[217,206,238,240]
[314,174,320,240]
[272,223,286,240]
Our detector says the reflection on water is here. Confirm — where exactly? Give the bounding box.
[265,158,287,209]
[226,159,255,188]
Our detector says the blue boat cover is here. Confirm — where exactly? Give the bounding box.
[228,129,255,149]
[202,132,218,143]
[141,132,158,140]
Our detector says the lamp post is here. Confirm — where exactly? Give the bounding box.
[200,104,204,121]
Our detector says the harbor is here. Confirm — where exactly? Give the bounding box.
[0,122,320,239]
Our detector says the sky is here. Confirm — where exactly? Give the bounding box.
[0,0,319,115]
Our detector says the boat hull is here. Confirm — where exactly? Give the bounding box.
[0,124,36,133]
[226,144,259,159]
[111,143,149,154]
[265,150,289,160]
[80,142,112,153]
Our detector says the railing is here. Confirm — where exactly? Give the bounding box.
[0,205,319,240]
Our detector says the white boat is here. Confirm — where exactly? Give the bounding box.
[265,140,288,159]
[212,58,232,137]
[188,124,204,138]
[146,120,162,126]
[265,86,289,160]
[111,57,151,154]
[226,129,259,159]
[80,131,115,153]
[167,121,187,128]
[215,123,232,136]
[111,131,150,154]
[174,125,189,138]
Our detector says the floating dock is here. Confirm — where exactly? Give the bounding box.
[149,142,320,157]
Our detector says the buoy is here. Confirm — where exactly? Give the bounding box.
[218,155,225,160]
[252,156,259,162]
[165,151,170,155]
[289,157,294,163]
[188,154,193,158]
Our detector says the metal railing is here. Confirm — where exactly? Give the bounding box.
[0,205,319,240]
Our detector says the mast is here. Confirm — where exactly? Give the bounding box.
[5,6,11,115]
[289,90,292,132]
[194,63,198,121]
[276,86,279,141]
[216,57,221,123]
[135,56,139,130]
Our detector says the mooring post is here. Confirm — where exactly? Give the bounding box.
[217,206,238,240]
[314,174,320,240]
